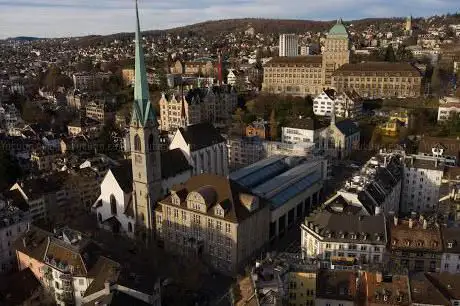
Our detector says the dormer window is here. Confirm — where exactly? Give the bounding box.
[350,234,357,240]
[215,207,224,217]
[405,240,411,246]
[448,242,454,248]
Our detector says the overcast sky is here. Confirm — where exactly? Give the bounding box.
[0,0,458,39]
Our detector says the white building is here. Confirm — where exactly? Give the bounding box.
[301,209,387,265]
[313,89,362,118]
[170,122,229,176]
[279,34,298,57]
[227,69,248,86]
[401,155,444,213]
[441,227,460,274]
[281,117,329,147]
[93,153,192,236]
[0,194,29,274]
[0,102,22,133]
[438,96,460,121]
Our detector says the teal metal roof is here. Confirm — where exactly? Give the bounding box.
[131,0,156,127]
[328,19,349,37]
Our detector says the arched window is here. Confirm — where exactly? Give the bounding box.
[110,195,117,215]
[97,213,102,223]
[134,134,141,151]
[140,213,145,223]
[128,222,133,233]
[148,134,155,152]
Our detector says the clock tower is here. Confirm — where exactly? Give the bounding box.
[130,0,162,231]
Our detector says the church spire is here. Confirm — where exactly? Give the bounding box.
[132,0,156,126]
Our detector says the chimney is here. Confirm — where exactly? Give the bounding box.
[393,215,398,226]
[22,237,27,248]
[423,219,428,229]
[376,272,383,283]
[409,219,414,229]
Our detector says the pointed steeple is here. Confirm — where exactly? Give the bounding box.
[131,0,156,126]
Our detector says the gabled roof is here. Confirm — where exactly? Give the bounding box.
[109,159,133,193]
[161,148,192,179]
[334,119,360,136]
[178,122,225,151]
[166,174,266,223]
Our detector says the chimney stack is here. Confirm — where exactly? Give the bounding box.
[393,215,398,226]
[376,272,383,283]
[423,219,428,229]
[409,218,414,229]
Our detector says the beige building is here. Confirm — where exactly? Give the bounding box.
[159,85,237,132]
[85,100,114,123]
[332,62,422,99]
[121,68,135,86]
[170,59,217,77]
[30,149,60,172]
[155,174,270,274]
[263,19,350,96]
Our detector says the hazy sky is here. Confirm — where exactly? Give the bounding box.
[0,0,458,38]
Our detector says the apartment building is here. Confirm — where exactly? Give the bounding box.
[389,216,442,273]
[30,149,60,172]
[0,195,29,274]
[316,270,359,306]
[337,153,403,215]
[301,209,387,266]
[230,155,326,239]
[159,85,237,132]
[364,272,410,306]
[169,122,229,176]
[279,34,299,57]
[72,72,111,91]
[169,59,217,77]
[245,118,268,139]
[417,136,460,166]
[155,174,270,274]
[328,118,361,159]
[401,155,444,213]
[313,89,362,118]
[331,62,422,99]
[121,68,135,86]
[85,100,115,123]
[14,226,162,306]
[440,227,460,274]
[438,96,460,121]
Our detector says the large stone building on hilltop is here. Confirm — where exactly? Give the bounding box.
[262,19,422,99]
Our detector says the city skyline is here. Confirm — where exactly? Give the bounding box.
[0,0,458,39]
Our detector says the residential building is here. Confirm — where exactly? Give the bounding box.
[332,62,422,99]
[313,89,362,118]
[279,34,299,57]
[322,19,351,87]
[245,118,268,139]
[364,272,410,306]
[30,149,60,172]
[281,117,329,146]
[169,122,229,176]
[72,72,111,91]
[155,174,270,274]
[14,226,162,306]
[401,155,444,213]
[66,91,88,110]
[440,227,460,274]
[315,270,359,306]
[121,68,135,86]
[230,155,326,239]
[417,136,460,166]
[227,69,249,87]
[169,59,217,77]
[301,209,387,266]
[337,152,403,215]
[389,216,442,273]
[438,96,460,121]
[85,100,115,123]
[159,85,237,132]
[0,195,29,274]
[409,273,450,306]
[10,172,71,221]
